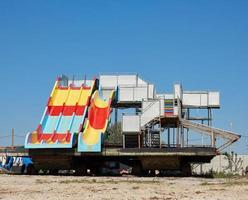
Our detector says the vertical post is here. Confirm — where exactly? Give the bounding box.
[209,108,212,127]
[144,131,146,148]
[186,128,189,147]
[176,122,180,147]
[186,109,189,147]
[207,108,210,126]
[148,129,151,148]
[168,127,170,148]
[122,134,125,149]
[140,131,143,148]
[84,74,86,85]
[173,127,175,147]
[210,108,215,147]
[201,120,204,146]
[72,75,75,85]
[11,128,14,148]
[211,131,216,147]
[115,108,118,143]
[181,126,184,148]
[159,117,162,149]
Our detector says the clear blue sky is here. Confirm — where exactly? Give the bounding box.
[0,1,247,153]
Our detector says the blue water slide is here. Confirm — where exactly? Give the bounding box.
[56,115,73,133]
[41,115,60,133]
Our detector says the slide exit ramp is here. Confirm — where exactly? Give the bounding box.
[180,119,241,151]
[78,90,115,152]
[25,77,95,149]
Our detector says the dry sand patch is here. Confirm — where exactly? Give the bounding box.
[0,175,247,200]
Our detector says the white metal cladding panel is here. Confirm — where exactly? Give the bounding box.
[137,77,147,85]
[183,93,201,107]
[100,75,140,88]
[141,100,162,126]
[118,75,137,86]
[122,115,140,132]
[134,87,148,101]
[208,92,220,107]
[148,84,155,99]
[119,87,134,101]
[174,84,182,99]
[183,92,220,107]
[200,93,208,107]
[99,75,118,88]
[119,86,150,102]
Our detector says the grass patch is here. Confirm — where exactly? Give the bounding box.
[60,179,102,184]
[209,188,226,191]
[201,179,248,187]
[200,181,210,186]
[35,179,56,184]
[221,180,248,186]
[212,171,237,178]
[195,171,244,179]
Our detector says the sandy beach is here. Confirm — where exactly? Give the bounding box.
[0,175,247,200]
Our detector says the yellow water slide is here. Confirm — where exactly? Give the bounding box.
[78,90,115,152]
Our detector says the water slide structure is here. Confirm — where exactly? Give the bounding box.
[24,74,240,156]
[25,77,95,148]
[78,90,115,152]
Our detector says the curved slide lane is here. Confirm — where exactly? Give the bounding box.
[78,90,114,152]
[25,78,95,149]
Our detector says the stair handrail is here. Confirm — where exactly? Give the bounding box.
[180,119,241,150]
[142,98,161,114]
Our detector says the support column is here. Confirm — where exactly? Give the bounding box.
[201,120,204,146]
[209,108,213,126]
[148,129,151,148]
[173,128,175,147]
[207,108,210,126]
[11,128,14,148]
[115,108,118,143]
[177,121,180,147]
[181,126,184,148]
[159,118,162,149]
[122,134,125,149]
[159,129,162,149]
[168,127,170,148]
[186,128,189,147]
[186,109,189,148]
[211,131,216,148]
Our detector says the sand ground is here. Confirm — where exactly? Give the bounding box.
[0,175,247,200]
